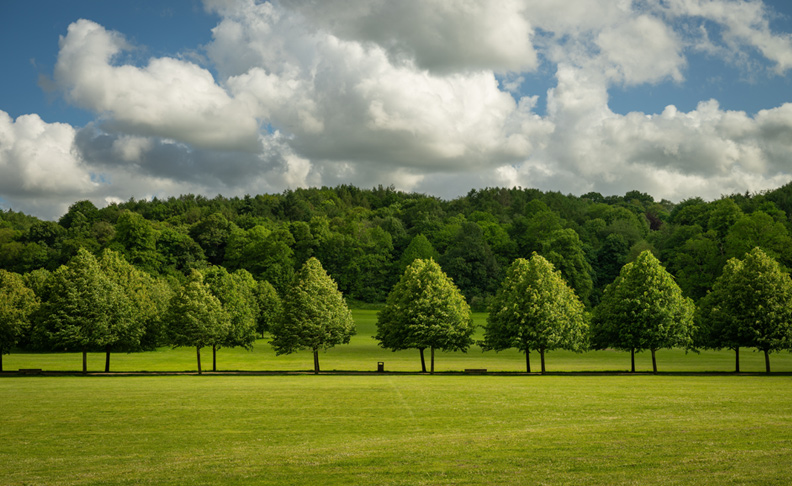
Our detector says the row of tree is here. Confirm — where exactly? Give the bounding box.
[4,183,792,309]
[3,245,790,374]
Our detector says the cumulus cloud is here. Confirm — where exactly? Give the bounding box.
[4,1,792,219]
[0,111,98,218]
[54,19,260,151]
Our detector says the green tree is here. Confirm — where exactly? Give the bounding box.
[483,255,587,373]
[0,270,38,371]
[541,229,593,306]
[440,221,501,304]
[254,280,282,337]
[397,234,439,274]
[190,213,236,266]
[270,258,355,374]
[32,248,133,373]
[110,210,160,272]
[99,249,173,358]
[375,259,475,373]
[697,248,792,372]
[166,270,231,374]
[725,211,792,265]
[590,250,695,373]
[200,266,258,371]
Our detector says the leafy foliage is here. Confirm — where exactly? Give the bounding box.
[590,250,694,372]
[0,270,38,370]
[375,258,474,372]
[483,254,587,372]
[32,248,134,372]
[165,270,231,373]
[270,258,355,372]
[697,248,792,372]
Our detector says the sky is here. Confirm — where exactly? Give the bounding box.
[3,1,792,220]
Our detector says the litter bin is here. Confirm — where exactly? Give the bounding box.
[377,362,385,373]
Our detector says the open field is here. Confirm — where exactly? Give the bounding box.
[5,310,792,373]
[2,375,792,485]
[4,311,792,484]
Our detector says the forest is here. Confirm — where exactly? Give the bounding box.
[3,184,792,304]
[3,183,792,372]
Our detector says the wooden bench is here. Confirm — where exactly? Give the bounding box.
[18,369,42,375]
[464,368,487,374]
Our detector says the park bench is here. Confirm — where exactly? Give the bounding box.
[464,368,487,374]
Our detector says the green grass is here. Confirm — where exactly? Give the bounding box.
[5,310,792,373]
[2,375,792,485]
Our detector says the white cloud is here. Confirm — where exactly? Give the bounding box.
[4,1,792,220]
[660,0,792,74]
[0,111,98,217]
[54,19,260,151]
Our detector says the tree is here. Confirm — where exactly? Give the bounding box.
[201,266,258,371]
[99,249,172,361]
[270,258,355,373]
[166,270,231,374]
[440,221,500,304]
[590,250,694,373]
[110,210,160,272]
[725,211,792,266]
[253,280,281,337]
[375,258,475,373]
[483,254,588,373]
[540,229,593,306]
[397,234,439,275]
[32,248,133,373]
[190,213,236,266]
[0,270,38,371]
[697,248,792,372]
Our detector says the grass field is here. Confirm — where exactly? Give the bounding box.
[2,375,792,485]
[3,311,792,484]
[5,310,792,373]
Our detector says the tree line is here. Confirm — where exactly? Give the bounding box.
[3,183,792,310]
[3,183,792,372]
[1,242,791,374]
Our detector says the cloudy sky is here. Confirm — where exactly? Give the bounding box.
[2,0,792,220]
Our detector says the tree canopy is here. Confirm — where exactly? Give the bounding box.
[483,254,587,373]
[165,270,231,374]
[32,248,134,373]
[269,257,355,373]
[375,258,475,373]
[0,270,38,371]
[697,247,792,372]
[590,250,694,373]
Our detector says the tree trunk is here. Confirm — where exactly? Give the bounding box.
[735,347,740,373]
[105,345,111,373]
[82,349,87,374]
[0,350,3,372]
[213,345,217,372]
[540,348,546,375]
[764,349,771,373]
[196,346,202,375]
[631,348,635,373]
[419,348,426,373]
[430,347,435,375]
[313,349,320,374]
[525,350,531,373]
[651,348,657,374]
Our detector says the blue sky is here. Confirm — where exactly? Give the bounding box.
[2,0,792,219]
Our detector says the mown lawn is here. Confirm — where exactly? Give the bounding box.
[2,375,791,485]
[5,310,792,373]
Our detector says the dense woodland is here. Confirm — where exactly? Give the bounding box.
[3,183,792,372]
[3,183,792,305]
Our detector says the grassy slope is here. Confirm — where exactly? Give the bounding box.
[6,310,792,373]
[2,375,792,485]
